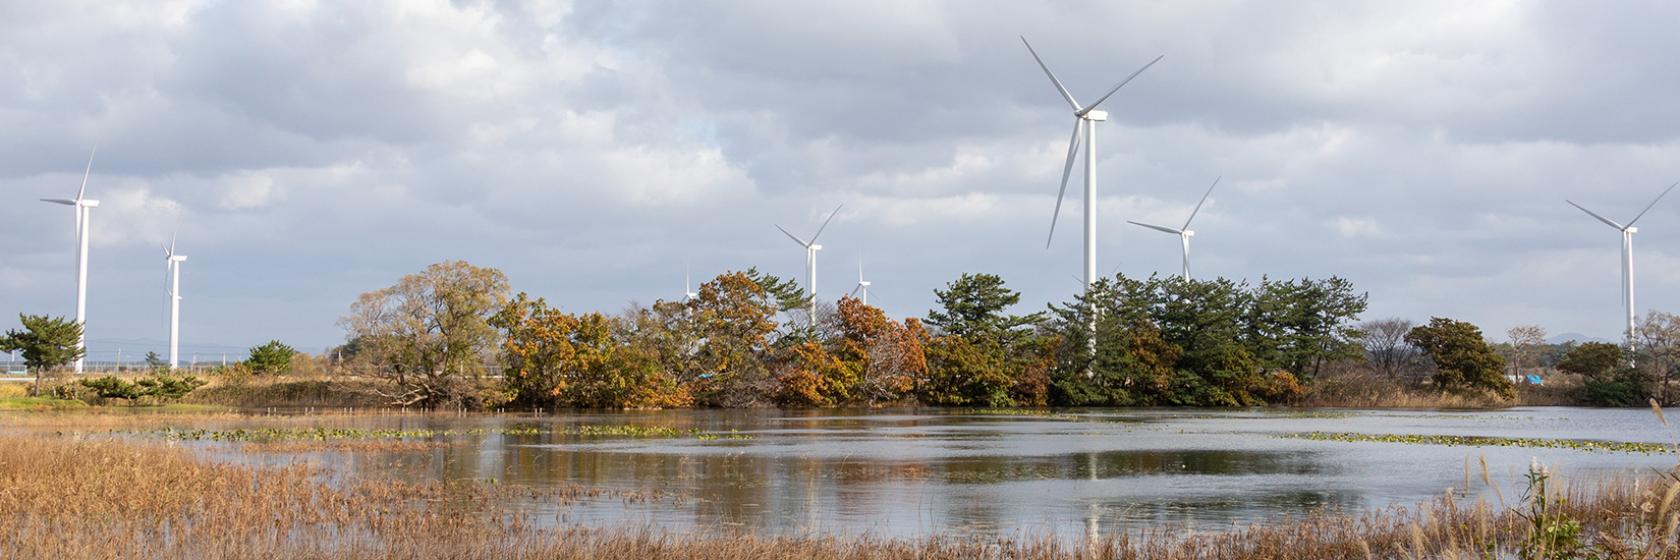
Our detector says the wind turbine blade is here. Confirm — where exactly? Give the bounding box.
[1020,36,1082,112]
[77,147,96,202]
[39,198,76,205]
[1081,54,1164,114]
[849,285,861,297]
[810,203,844,243]
[1046,119,1084,248]
[168,232,177,256]
[1627,180,1680,227]
[1127,220,1183,235]
[775,225,809,247]
[1567,200,1624,230]
[1183,176,1221,230]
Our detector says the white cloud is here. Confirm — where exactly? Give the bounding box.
[216,171,279,210]
[1330,216,1383,238]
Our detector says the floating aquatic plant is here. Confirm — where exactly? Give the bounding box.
[1283,431,1673,455]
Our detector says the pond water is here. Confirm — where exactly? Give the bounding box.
[75,408,1680,539]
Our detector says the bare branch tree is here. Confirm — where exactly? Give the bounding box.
[1359,318,1418,381]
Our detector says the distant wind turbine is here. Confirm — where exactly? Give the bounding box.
[1128,176,1220,279]
[849,253,873,306]
[163,234,187,369]
[684,265,698,302]
[1023,36,1162,292]
[39,149,99,374]
[776,204,844,320]
[1567,181,1679,347]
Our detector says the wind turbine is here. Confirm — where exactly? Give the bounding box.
[1023,36,1162,291]
[775,204,843,321]
[1568,181,1679,348]
[684,265,698,301]
[163,234,187,369]
[849,253,873,306]
[1128,176,1220,279]
[38,149,99,374]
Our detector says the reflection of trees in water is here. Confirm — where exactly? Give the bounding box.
[282,413,1354,536]
[1104,490,1365,530]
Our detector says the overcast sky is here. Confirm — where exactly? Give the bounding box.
[4,1,1680,358]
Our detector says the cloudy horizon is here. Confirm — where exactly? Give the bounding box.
[4,1,1679,358]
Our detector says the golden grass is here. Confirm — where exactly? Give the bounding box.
[0,433,1676,559]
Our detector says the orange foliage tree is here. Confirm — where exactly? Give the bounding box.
[824,296,926,405]
[687,270,781,407]
[491,293,689,409]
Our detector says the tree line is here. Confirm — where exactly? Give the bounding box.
[13,258,1674,408]
[332,260,1378,409]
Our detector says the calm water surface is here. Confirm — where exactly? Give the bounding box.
[94,408,1680,539]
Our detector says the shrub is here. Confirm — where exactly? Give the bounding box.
[77,374,207,404]
[1558,342,1650,406]
[245,340,296,375]
[80,376,142,400]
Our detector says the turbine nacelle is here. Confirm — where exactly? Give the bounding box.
[1082,110,1108,121]
[1182,230,1195,238]
[811,244,822,251]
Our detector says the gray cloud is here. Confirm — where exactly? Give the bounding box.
[3,0,1679,359]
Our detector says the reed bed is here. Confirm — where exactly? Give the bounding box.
[0,433,1677,559]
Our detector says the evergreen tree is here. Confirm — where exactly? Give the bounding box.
[1405,317,1513,398]
[0,314,84,372]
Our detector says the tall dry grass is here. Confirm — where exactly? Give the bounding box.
[0,434,1676,559]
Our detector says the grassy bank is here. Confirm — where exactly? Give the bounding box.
[0,433,1675,559]
[182,376,395,408]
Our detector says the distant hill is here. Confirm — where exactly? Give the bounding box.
[1546,332,1614,345]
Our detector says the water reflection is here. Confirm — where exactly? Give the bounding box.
[67,407,1680,539]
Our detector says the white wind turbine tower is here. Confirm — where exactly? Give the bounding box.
[1128,176,1220,279]
[684,265,698,301]
[163,234,187,369]
[776,204,844,321]
[850,253,873,305]
[1567,181,1679,348]
[1023,37,1162,292]
[38,149,99,374]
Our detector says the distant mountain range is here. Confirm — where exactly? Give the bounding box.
[1546,332,1616,345]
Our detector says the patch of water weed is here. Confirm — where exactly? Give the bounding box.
[1283,431,1673,454]
[968,408,1083,421]
[141,424,752,443]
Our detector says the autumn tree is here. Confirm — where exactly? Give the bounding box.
[687,270,783,407]
[822,296,926,405]
[921,273,1043,406]
[339,260,510,407]
[491,293,688,409]
[1405,317,1512,399]
[619,299,703,387]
